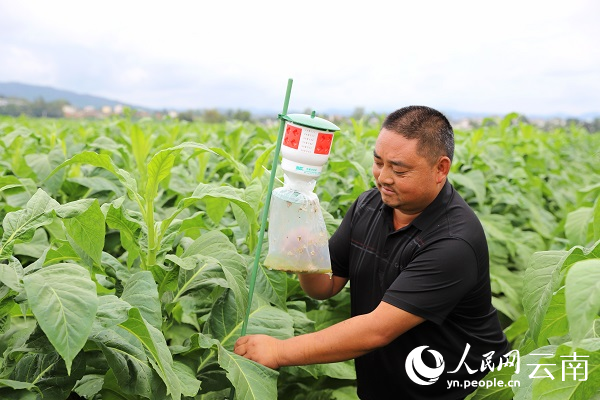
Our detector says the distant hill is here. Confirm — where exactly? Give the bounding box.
[0,82,151,110]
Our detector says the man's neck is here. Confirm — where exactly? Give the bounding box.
[393,210,419,230]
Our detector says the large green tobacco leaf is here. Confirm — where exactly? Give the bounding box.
[490,266,523,321]
[0,379,39,392]
[23,263,98,374]
[173,182,255,227]
[287,301,315,335]
[0,387,38,399]
[101,251,137,291]
[565,259,600,348]
[1,190,109,263]
[11,351,86,400]
[218,345,277,400]
[253,265,288,310]
[60,199,105,265]
[91,326,156,398]
[565,207,593,246]
[69,174,124,197]
[531,340,600,400]
[105,199,142,267]
[231,178,263,249]
[174,361,202,397]
[593,198,600,242]
[2,178,39,209]
[210,147,251,185]
[308,306,351,332]
[284,361,356,381]
[0,189,59,259]
[523,250,568,344]
[0,125,34,147]
[523,239,600,346]
[330,386,360,400]
[196,333,279,400]
[158,183,255,254]
[93,295,131,330]
[560,240,600,276]
[98,367,167,400]
[118,307,186,400]
[182,230,248,320]
[25,146,66,196]
[41,240,80,268]
[5,135,34,179]
[160,211,206,245]
[0,256,24,292]
[521,196,558,240]
[121,271,162,330]
[250,143,276,180]
[130,124,152,187]
[205,290,294,350]
[13,228,50,259]
[538,287,569,346]
[168,254,227,302]
[0,175,23,193]
[49,151,141,202]
[73,374,105,399]
[146,142,215,202]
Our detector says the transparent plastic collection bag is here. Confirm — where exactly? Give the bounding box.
[264,177,331,274]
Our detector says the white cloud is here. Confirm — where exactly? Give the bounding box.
[0,44,58,84]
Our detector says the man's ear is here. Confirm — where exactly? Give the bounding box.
[436,156,451,183]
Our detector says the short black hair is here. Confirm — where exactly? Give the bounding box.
[382,106,454,163]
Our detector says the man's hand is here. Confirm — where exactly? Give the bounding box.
[234,334,283,369]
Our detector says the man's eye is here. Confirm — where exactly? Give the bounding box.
[393,170,407,176]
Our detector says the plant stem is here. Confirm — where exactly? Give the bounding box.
[146,198,157,267]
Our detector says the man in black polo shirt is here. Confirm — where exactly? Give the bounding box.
[235,106,509,399]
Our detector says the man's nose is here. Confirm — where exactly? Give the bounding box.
[378,166,394,184]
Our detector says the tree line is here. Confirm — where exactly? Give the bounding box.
[0,97,68,118]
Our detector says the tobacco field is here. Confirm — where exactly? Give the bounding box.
[0,113,599,399]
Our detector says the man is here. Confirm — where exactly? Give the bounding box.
[234,106,509,399]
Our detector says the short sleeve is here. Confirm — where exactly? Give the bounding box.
[382,238,478,325]
[328,199,359,278]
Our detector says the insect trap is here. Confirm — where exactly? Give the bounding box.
[264,111,340,274]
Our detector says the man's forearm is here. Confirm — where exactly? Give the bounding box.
[276,302,424,367]
[276,312,383,366]
[298,273,347,300]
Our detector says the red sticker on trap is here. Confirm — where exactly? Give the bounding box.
[314,132,333,155]
[283,124,301,149]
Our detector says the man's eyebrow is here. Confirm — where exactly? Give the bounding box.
[373,150,411,168]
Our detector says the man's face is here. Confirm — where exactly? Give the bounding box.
[372,128,444,215]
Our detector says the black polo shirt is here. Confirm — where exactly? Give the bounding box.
[329,180,509,400]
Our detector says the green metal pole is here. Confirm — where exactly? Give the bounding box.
[241,77,293,335]
[227,78,292,400]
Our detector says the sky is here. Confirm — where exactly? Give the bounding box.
[0,0,599,118]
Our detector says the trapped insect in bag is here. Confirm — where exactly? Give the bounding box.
[264,176,331,274]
